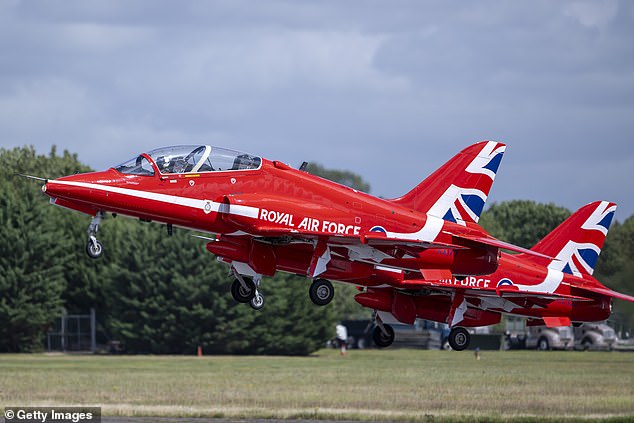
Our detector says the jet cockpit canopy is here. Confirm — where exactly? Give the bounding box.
[115,145,262,176]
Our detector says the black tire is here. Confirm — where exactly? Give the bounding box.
[249,291,265,310]
[537,337,550,351]
[309,279,334,306]
[85,239,104,259]
[373,324,395,348]
[582,338,592,351]
[448,327,470,351]
[231,278,256,303]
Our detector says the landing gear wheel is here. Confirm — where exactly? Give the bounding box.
[231,278,256,303]
[309,279,334,306]
[85,239,104,259]
[373,324,395,348]
[249,290,265,310]
[537,337,550,351]
[448,327,470,351]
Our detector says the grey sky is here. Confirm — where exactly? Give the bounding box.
[1,1,633,220]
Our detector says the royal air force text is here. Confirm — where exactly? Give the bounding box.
[259,209,360,236]
[438,277,491,288]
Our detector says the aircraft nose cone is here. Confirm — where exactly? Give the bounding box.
[42,179,69,200]
[41,170,121,216]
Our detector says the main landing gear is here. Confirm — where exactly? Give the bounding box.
[309,278,334,306]
[447,327,470,351]
[371,311,395,348]
[229,272,334,310]
[230,267,265,310]
[85,212,105,259]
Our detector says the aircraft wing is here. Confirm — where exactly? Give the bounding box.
[387,281,592,328]
[448,232,555,260]
[360,233,467,250]
[393,278,593,302]
[573,285,634,303]
[251,226,465,251]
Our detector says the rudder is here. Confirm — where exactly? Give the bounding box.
[390,141,506,225]
[529,201,616,276]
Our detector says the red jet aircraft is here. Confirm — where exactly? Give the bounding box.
[357,200,634,350]
[37,141,557,347]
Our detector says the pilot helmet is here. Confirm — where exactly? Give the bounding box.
[156,156,169,171]
[172,158,186,173]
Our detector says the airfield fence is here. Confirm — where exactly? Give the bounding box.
[46,308,96,352]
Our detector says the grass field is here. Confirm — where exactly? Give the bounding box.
[1,349,633,422]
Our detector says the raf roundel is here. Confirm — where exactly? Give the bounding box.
[496,278,514,288]
[370,226,387,234]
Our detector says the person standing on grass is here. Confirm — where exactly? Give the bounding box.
[336,323,348,356]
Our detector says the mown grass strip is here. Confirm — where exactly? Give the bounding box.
[1,349,632,421]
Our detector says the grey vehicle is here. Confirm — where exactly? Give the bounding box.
[574,323,617,351]
[526,326,574,350]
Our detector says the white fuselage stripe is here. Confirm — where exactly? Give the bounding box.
[385,214,444,243]
[48,180,260,218]
[514,267,564,294]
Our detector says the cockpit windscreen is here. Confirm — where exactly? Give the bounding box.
[114,145,261,176]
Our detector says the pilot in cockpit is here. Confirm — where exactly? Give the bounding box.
[156,156,186,174]
[172,158,187,173]
[156,156,170,173]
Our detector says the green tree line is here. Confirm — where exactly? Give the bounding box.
[1,146,632,352]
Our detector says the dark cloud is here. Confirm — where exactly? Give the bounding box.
[1,0,632,220]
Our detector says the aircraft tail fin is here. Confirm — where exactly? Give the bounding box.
[528,201,617,277]
[390,141,506,225]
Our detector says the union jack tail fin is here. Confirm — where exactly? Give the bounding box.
[390,141,506,225]
[529,201,616,276]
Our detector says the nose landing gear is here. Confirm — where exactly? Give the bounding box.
[85,212,105,259]
[249,290,265,311]
[86,237,104,259]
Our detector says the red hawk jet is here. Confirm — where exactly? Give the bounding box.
[356,201,634,350]
[38,141,556,344]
